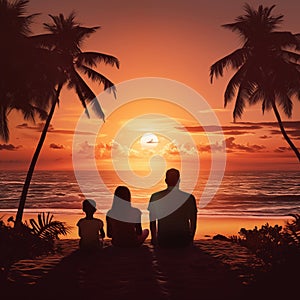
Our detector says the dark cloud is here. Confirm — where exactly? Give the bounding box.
[269,129,300,139]
[0,144,22,151]
[16,123,95,136]
[49,143,64,150]
[259,135,272,139]
[274,147,292,153]
[197,137,265,153]
[236,121,300,129]
[225,137,266,153]
[236,121,300,139]
[183,121,300,140]
[197,143,224,153]
[182,124,262,135]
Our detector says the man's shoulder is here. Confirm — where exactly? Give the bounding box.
[178,189,195,199]
[150,189,169,200]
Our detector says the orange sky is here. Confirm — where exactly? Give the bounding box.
[1,0,300,171]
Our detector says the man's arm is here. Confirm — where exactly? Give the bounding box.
[189,195,197,239]
[148,195,158,245]
[149,219,157,245]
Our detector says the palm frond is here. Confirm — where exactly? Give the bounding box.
[271,32,299,49]
[0,106,9,142]
[29,33,58,49]
[233,86,246,121]
[29,212,70,240]
[77,52,120,68]
[71,69,107,119]
[222,4,283,40]
[281,50,300,64]
[224,64,246,106]
[248,89,263,106]
[210,48,248,83]
[77,64,117,98]
[277,93,293,118]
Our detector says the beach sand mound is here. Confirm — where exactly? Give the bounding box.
[4,239,266,300]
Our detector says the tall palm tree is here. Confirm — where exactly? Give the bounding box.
[0,0,55,142]
[15,13,120,223]
[210,3,300,161]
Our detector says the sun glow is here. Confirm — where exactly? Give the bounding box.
[140,133,159,149]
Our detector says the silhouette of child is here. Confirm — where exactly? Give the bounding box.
[77,199,105,251]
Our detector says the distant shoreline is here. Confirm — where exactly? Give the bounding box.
[0,210,293,240]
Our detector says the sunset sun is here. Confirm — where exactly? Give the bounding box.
[140,132,159,149]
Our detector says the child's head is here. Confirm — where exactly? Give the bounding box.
[82,199,97,215]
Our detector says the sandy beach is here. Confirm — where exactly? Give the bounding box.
[2,212,296,300]
[4,238,266,300]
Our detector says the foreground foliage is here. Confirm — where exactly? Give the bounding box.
[0,212,70,281]
[231,214,300,267]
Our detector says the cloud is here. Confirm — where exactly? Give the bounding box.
[225,137,266,153]
[196,137,265,154]
[0,144,22,151]
[236,121,300,139]
[236,121,300,129]
[183,121,300,139]
[16,123,95,136]
[197,142,224,153]
[269,129,300,139]
[259,135,272,139]
[274,146,292,153]
[159,142,198,156]
[182,124,262,136]
[49,143,64,150]
[76,140,140,160]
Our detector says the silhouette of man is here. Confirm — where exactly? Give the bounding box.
[148,168,197,248]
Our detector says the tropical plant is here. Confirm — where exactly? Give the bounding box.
[284,213,300,244]
[0,0,57,142]
[15,12,119,223]
[232,215,300,267]
[26,212,70,241]
[210,3,300,162]
[0,212,69,281]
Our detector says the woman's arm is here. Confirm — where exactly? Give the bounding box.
[106,216,112,238]
[100,227,105,239]
[135,223,142,235]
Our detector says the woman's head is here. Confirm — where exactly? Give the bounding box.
[82,199,97,215]
[114,186,131,202]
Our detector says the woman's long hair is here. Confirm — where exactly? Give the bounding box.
[110,186,131,211]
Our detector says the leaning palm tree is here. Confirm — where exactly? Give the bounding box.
[210,3,300,162]
[15,13,119,223]
[0,0,55,142]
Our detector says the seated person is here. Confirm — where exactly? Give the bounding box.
[77,199,105,251]
[148,168,197,248]
[106,186,149,247]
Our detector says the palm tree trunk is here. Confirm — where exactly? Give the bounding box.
[272,102,300,162]
[15,84,63,224]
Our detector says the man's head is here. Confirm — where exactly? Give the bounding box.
[165,168,180,187]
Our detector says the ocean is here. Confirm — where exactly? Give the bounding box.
[0,170,300,218]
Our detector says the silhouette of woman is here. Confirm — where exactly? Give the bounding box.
[106,186,149,247]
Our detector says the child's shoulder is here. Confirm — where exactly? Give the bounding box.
[76,217,86,226]
[93,217,104,224]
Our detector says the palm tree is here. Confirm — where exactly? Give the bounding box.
[15,13,119,224]
[0,0,55,142]
[210,3,300,162]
